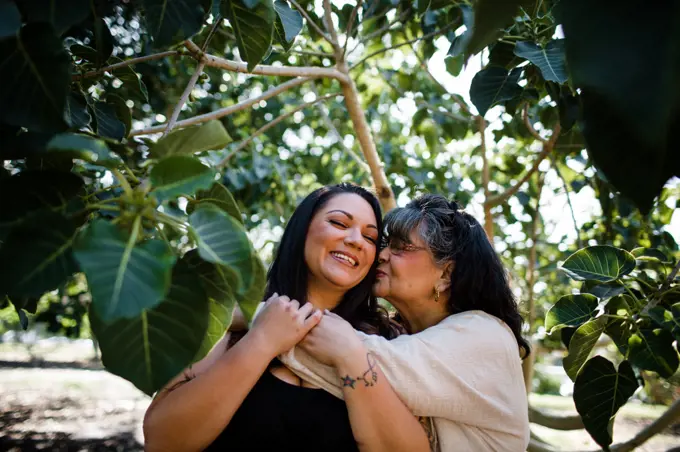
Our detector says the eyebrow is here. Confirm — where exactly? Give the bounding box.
[326,209,378,230]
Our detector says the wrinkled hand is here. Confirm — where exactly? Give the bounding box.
[249,294,322,358]
[299,311,364,367]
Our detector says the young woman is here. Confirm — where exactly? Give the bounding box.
[143,184,429,452]
[279,194,531,451]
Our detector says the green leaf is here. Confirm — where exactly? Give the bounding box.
[631,247,671,263]
[91,17,114,67]
[73,219,176,322]
[0,1,21,39]
[447,4,473,58]
[189,204,254,293]
[222,0,276,71]
[90,256,210,395]
[545,294,599,334]
[513,40,567,84]
[469,66,523,117]
[141,0,206,47]
[464,0,535,57]
[0,170,84,228]
[628,328,679,378]
[234,251,265,321]
[605,295,634,317]
[0,212,78,298]
[573,357,639,450]
[582,280,625,300]
[47,133,123,167]
[649,303,680,340]
[563,317,607,381]
[107,95,132,138]
[149,120,232,158]
[91,101,126,141]
[0,23,70,132]
[109,57,149,103]
[22,0,90,35]
[65,92,92,129]
[445,55,464,77]
[187,182,243,224]
[273,0,302,51]
[556,1,680,213]
[150,155,217,201]
[561,245,636,283]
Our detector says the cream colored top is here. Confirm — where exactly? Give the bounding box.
[278,310,530,452]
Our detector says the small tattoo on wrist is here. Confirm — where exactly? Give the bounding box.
[340,353,378,389]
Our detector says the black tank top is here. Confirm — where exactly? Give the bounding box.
[205,370,359,452]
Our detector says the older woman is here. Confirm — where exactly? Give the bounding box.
[278,194,530,451]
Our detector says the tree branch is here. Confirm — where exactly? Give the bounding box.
[310,83,370,172]
[216,93,340,168]
[485,122,561,207]
[184,40,349,82]
[163,60,206,137]
[129,77,312,136]
[289,0,334,45]
[349,7,411,57]
[342,0,363,56]
[350,21,457,70]
[72,51,180,80]
[323,0,341,49]
[523,103,548,144]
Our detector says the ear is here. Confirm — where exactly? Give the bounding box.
[437,261,454,293]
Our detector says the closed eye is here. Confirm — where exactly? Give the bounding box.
[364,235,377,245]
[329,220,347,228]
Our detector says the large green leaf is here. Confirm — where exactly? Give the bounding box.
[235,251,266,321]
[90,257,210,395]
[514,40,567,84]
[90,17,114,67]
[47,133,123,168]
[273,0,302,52]
[627,328,679,378]
[561,245,636,283]
[464,0,535,57]
[0,170,84,228]
[582,280,625,300]
[0,212,78,298]
[469,66,523,117]
[21,0,90,35]
[573,357,639,450]
[222,0,276,71]
[186,182,243,224]
[148,120,232,158]
[150,155,217,201]
[0,1,21,39]
[140,0,206,47]
[91,101,127,141]
[73,219,176,322]
[631,247,671,263]
[563,317,607,381]
[65,92,92,129]
[545,294,599,334]
[556,1,680,213]
[189,204,254,293]
[0,23,70,132]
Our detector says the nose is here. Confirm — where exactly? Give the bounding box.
[344,228,363,249]
[378,246,390,264]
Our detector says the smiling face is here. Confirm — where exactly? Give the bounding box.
[373,227,444,308]
[304,193,379,295]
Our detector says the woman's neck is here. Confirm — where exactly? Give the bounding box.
[393,299,449,333]
[306,284,344,311]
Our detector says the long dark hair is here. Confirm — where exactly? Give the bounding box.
[266,183,400,338]
[383,194,530,357]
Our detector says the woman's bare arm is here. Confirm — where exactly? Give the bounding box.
[143,297,322,452]
[300,313,429,452]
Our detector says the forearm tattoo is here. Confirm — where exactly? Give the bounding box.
[341,353,378,389]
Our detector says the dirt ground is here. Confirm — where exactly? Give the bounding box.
[0,339,678,451]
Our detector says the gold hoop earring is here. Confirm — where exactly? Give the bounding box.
[434,287,440,303]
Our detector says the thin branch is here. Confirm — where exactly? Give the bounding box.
[551,156,581,248]
[289,0,334,45]
[217,93,340,168]
[523,103,548,144]
[349,7,411,56]
[163,60,206,137]
[129,77,312,136]
[310,84,370,172]
[485,122,561,207]
[323,0,341,49]
[287,47,335,58]
[350,21,457,70]
[184,40,349,82]
[342,0,363,56]
[201,15,222,52]
[72,51,180,80]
